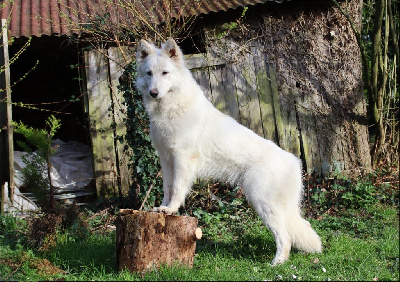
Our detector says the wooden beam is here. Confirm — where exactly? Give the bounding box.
[184,53,225,70]
[84,49,118,198]
[0,18,14,205]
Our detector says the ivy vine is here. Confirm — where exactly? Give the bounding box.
[118,62,163,210]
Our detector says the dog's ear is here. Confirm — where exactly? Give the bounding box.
[162,38,183,64]
[136,39,154,62]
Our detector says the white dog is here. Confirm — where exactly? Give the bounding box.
[135,38,322,265]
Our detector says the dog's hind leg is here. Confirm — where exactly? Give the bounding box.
[252,202,292,266]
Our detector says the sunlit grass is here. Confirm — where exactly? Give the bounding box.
[0,203,398,281]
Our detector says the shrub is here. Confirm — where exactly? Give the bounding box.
[13,115,61,209]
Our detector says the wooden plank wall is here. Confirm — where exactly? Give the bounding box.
[189,38,331,175]
[84,45,310,198]
[84,47,298,198]
[189,42,302,160]
[85,30,368,197]
[191,30,369,176]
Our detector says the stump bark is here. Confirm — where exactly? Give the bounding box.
[116,210,201,273]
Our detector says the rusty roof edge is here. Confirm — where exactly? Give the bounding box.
[0,0,282,38]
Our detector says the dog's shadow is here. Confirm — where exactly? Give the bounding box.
[196,230,277,261]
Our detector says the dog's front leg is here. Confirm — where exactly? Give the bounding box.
[155,153,197,214]
[160,157,173,206]
[152,153,173,212]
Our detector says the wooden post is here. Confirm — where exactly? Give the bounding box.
[84,49,118,198]
[0,18,14,204]
[116,210,202,273]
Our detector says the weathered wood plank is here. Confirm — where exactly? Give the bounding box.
[208,65,227,113]
[190,45,240,120]
[219,62,240,120]
[244,45,264,137]
[232,56,250,128]
[84,50,118,198]
[108,46,135,197]
[184,53,225,70]
[253,42,275,141]
[191,68,213,102]
[268,67,284,144]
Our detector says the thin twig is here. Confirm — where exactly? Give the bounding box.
[139,170,162,211]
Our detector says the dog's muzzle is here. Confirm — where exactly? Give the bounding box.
[149,89,159,98]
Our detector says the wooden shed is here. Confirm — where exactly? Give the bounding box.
[1,0,371,200]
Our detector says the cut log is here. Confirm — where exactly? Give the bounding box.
[116,210,201,273]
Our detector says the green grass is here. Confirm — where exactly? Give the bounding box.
[1,202,398,281]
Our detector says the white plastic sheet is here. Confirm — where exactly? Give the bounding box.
[5,139,94,213]
[48,139,94,189]
[14,139,93,190]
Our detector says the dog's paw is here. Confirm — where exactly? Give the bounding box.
[270,256,288,267]
[152,206,177,214]
[151,206,164,213]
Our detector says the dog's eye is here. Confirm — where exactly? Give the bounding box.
[146,71,152,76]
[162,71,169,75]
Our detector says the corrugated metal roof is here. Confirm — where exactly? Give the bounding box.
[0,0,271,38]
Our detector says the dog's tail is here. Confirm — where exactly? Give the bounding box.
[286,211,322,253]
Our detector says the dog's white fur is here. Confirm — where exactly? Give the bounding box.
[135,38,322,265]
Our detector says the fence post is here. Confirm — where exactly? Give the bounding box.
[0,18,14,205]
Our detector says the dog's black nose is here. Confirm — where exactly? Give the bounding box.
[149,89,159,98]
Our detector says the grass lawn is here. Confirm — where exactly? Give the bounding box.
[0,201,398,281]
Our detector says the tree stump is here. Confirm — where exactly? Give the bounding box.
[116,210,202,273]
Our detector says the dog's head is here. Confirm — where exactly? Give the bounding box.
[135,38,184,99]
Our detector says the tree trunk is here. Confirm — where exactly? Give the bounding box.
[116,210,202,273]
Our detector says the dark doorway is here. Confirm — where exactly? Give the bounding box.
[10,36,89,146]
